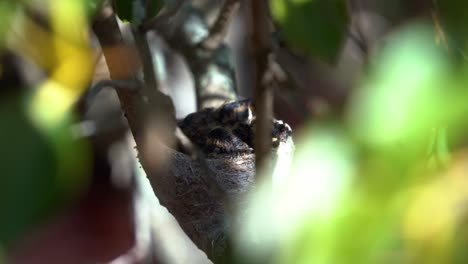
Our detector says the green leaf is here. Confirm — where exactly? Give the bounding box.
[114,0,133,22]
[114,0,163,24]
[435,0,468,59]
[270,0,348,63]
[0,96,91,245]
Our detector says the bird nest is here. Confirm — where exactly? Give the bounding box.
[152,147,256,259]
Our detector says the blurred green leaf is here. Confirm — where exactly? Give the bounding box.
[427,127,451,169]
[348,24,450,154]
[0,95,90,245]
[274,126,406,264]
[0,2,21,49]
[83,0,104,18]
[239,125,357,263]
[280,192,404,264]
[0,98,55,245]
[114,0,163,24]
[270,0,348,63]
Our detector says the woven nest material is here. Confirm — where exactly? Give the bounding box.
[152,146,256,259]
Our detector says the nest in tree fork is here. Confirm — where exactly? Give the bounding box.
[152,146,256,259]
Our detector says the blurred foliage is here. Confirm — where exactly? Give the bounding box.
[84,0,105,17]
[0,98,91,245]
[348,25,449,151]
[0,0,93,246]
[270,0,348,63]
[240,20,468,264]
[30,2,94,130]
[348,23,468,168]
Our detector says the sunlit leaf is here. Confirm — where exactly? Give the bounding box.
[21,0,94,130]
[270,0,348,63]
[403,151,468,263]
[6,0,94,130]
[0,2,21,49]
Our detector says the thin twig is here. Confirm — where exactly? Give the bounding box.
[272,44,349,115]
[175,126,196,156]
[133,17,178,144]
[248,0,274,178]
[347,0,369,63]
[142,1,239,110]
[93,0,176,180]
[84,79,142,109]
[200,0,240,50]
[132,31,159,99]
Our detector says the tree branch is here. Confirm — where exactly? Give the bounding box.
[200,0,240,50]
[147,4,238,109]
[83,79,141,109]
[92,2,184,262]
[248,0,274,177]
[92,2,146,144]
